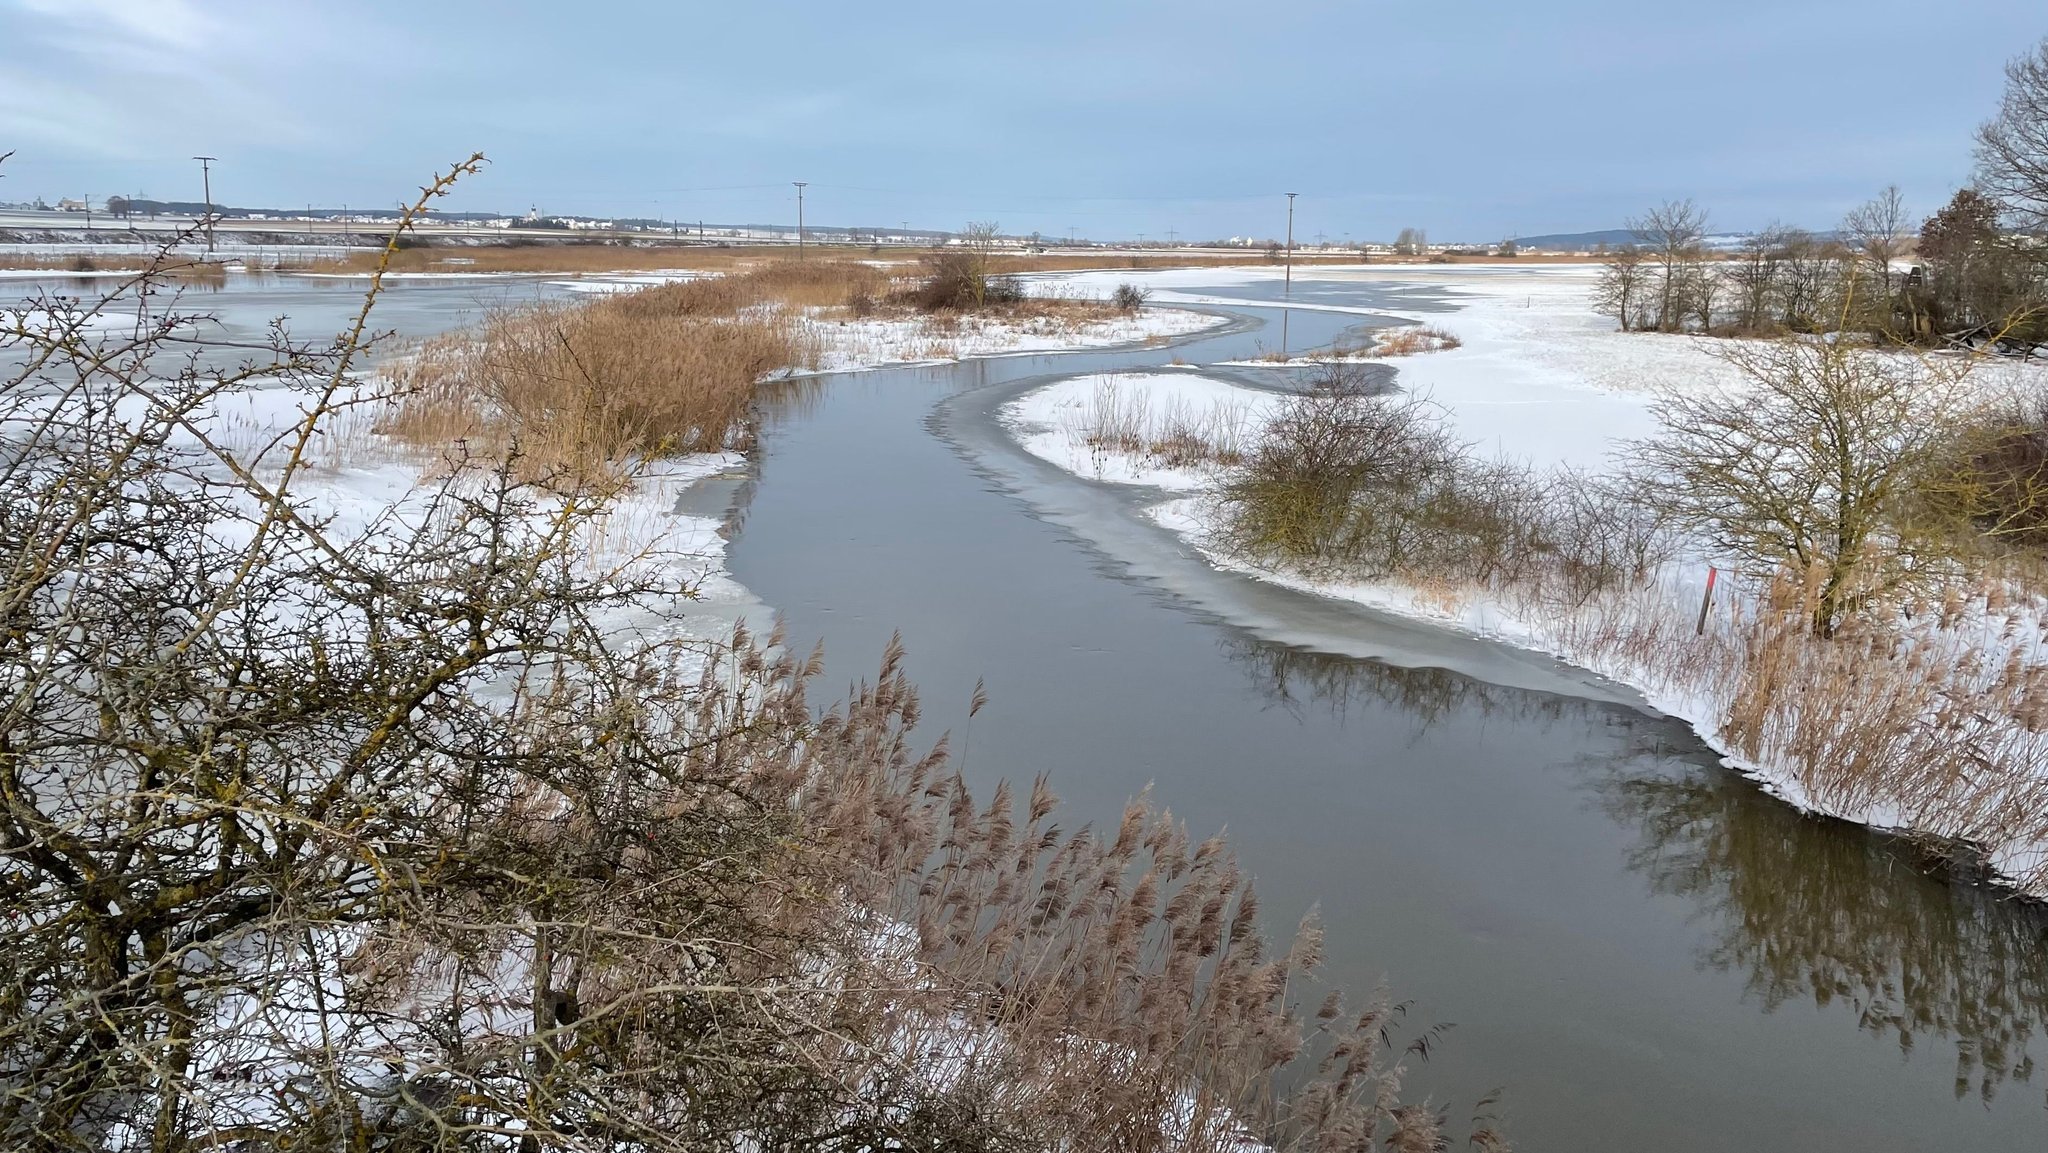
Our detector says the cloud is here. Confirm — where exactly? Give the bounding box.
[13,0,216,53]
[0,0,353,159]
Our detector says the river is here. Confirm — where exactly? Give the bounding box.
[725,275,2048,1151]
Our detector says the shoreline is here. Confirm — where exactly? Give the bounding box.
[992,263,2048,900]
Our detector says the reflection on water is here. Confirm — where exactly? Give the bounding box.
[1228,635,2048,1110]
[1225,632,1572,732]
[1595,755,2048,1107]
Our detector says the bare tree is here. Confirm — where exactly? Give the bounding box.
[1627,338,1972,635]
[1842,184,1912,316]
[1593,243,1652,331]
[1725,224,1794,333]
[962,219,1001,307]
[1777,229,1853,332]
[1629,199,1709,332]
[1393,227,1427,257]
[1976,36,2048,229]
[1683,260,1721,332]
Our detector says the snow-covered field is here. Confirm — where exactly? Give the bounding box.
[552,266,1233,371]
[999,263,2048,893]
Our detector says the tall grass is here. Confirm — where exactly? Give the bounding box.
[383,296,800,474]
[1071,377,1254,469]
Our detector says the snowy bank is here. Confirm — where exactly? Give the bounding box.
[998,265,2048,896]
[796,305,1227,374]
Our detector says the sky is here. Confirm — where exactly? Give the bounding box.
[0,0,2042,242]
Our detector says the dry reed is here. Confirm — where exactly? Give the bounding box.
[382,296,799,475]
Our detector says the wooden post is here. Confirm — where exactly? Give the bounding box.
[1695,566,1718,636]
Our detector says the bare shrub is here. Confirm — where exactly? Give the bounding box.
[1214,363,1670,612]
[1924,390,2048,554]
[899,250,1027,312]
[1218,364,1461,567]
[1113,282,1150,311]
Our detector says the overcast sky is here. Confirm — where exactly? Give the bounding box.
[1,0,2042,241]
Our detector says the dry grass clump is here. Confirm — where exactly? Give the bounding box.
[602,259,885,320]
[0,251,230,281]
[297,243,805,276]
[383,295,798,472]
[1074,377,1253,469]
[0,252,128,272]
[1714,573,2048,877]
[1363,325,1462,357]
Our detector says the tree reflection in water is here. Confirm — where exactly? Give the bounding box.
[1596,755,2048,1107]
[1226,635,2048,1108]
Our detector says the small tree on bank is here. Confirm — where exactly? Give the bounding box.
[1842,184,1912,310]
[1631,199,1709,332]
[1627,337,1971,636]
[1593,243,1653,331]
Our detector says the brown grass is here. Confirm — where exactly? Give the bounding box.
[1362,325,1462,357]
[607,259,886,318]
[382,296,799,475]
[377,258,1137,477]
[0,252,231,281]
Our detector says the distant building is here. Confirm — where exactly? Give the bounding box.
[57,198,87,212]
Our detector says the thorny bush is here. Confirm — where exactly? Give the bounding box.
[0,157,1500,1151]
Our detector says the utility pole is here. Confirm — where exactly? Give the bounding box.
[1282,192,1298,359]
[1166,226,1177,245]
[192,156,218,254]
[793,181,807,258]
